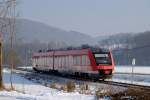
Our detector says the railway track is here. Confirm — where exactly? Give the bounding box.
[102,80,150,91]
[12,68,150,91]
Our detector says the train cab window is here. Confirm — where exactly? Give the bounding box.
[94,53,112,65]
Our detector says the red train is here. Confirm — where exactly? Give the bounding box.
[32,47,115,79]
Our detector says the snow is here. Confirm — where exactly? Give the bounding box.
[111,66,150,86]
[112,78,150,86]
[3,65,149,100]
[1,69,95,100]
[0,91,94,100]
[115,66,150,74]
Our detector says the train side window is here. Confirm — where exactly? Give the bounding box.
[81,55,86,66]
[39,57,41,65]
[86,56,91,65]
[59,56,61,68]
[49,57,51,66]
[50,57,53,66]
[51,57,53,66]
[68,56,71,66]
[65,56,68,67]
[43,57,45,66]
[58,56,60,67]
[59,56,61,67]
[64,56,66,67]
[46,57,48,65]
[77,56,81,65]
[39,58,41,65]
[42,57,44,66]
[44,57,47,66]
[48,57,52,66]
[44,57,46,66]
[55,56,59,66]
[73,56,81,65]
[36,58,38,65]
[47,57,49,66]
[61,56,63,67]
[61,56,64,67]
[37,58,39,63]
[34,58,36,64]
[70,56,73,66]
[73,56,76,65]
[65,56,67,67]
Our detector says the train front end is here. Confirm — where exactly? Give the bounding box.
[90,48,115,78]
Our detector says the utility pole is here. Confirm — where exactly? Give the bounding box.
[0,0,12,90]
[131,58,136,84]
[8,0,16,90]
[0,32,3,90]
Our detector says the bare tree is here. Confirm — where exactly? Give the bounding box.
[0,0,17,90]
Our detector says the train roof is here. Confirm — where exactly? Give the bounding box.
[39,44,109,52]
[37,46,109,53]
[33,46,110,58]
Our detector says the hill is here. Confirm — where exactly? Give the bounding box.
[15,19,97,46]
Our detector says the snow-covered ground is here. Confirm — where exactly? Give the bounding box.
[116,66,150,74]
[112,66,150,86]
[18,66,150,86]
[1,66,150,99]
[0,69,95,100]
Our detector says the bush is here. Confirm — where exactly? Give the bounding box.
[50,82,57,89]
[79,83,89,94]
[60,85,67,92]
[95,87,113,99]
[66,81,75,92]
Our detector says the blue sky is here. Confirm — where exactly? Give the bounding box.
[19,0,150,36]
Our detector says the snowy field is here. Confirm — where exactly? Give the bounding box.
[116,66,150,74]
[0,66,150,99]
[111,66,150,86]
[0,69,95,100]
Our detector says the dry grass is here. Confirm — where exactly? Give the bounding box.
[95,88,112,99]
[60,85,68,92]
[111,88,150,100]
[95,84,116,99]
[79,83,91,94]
[50,82,57,89]
[0,85,5,91]
[95,87,150,100]
[66,81,75,92]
